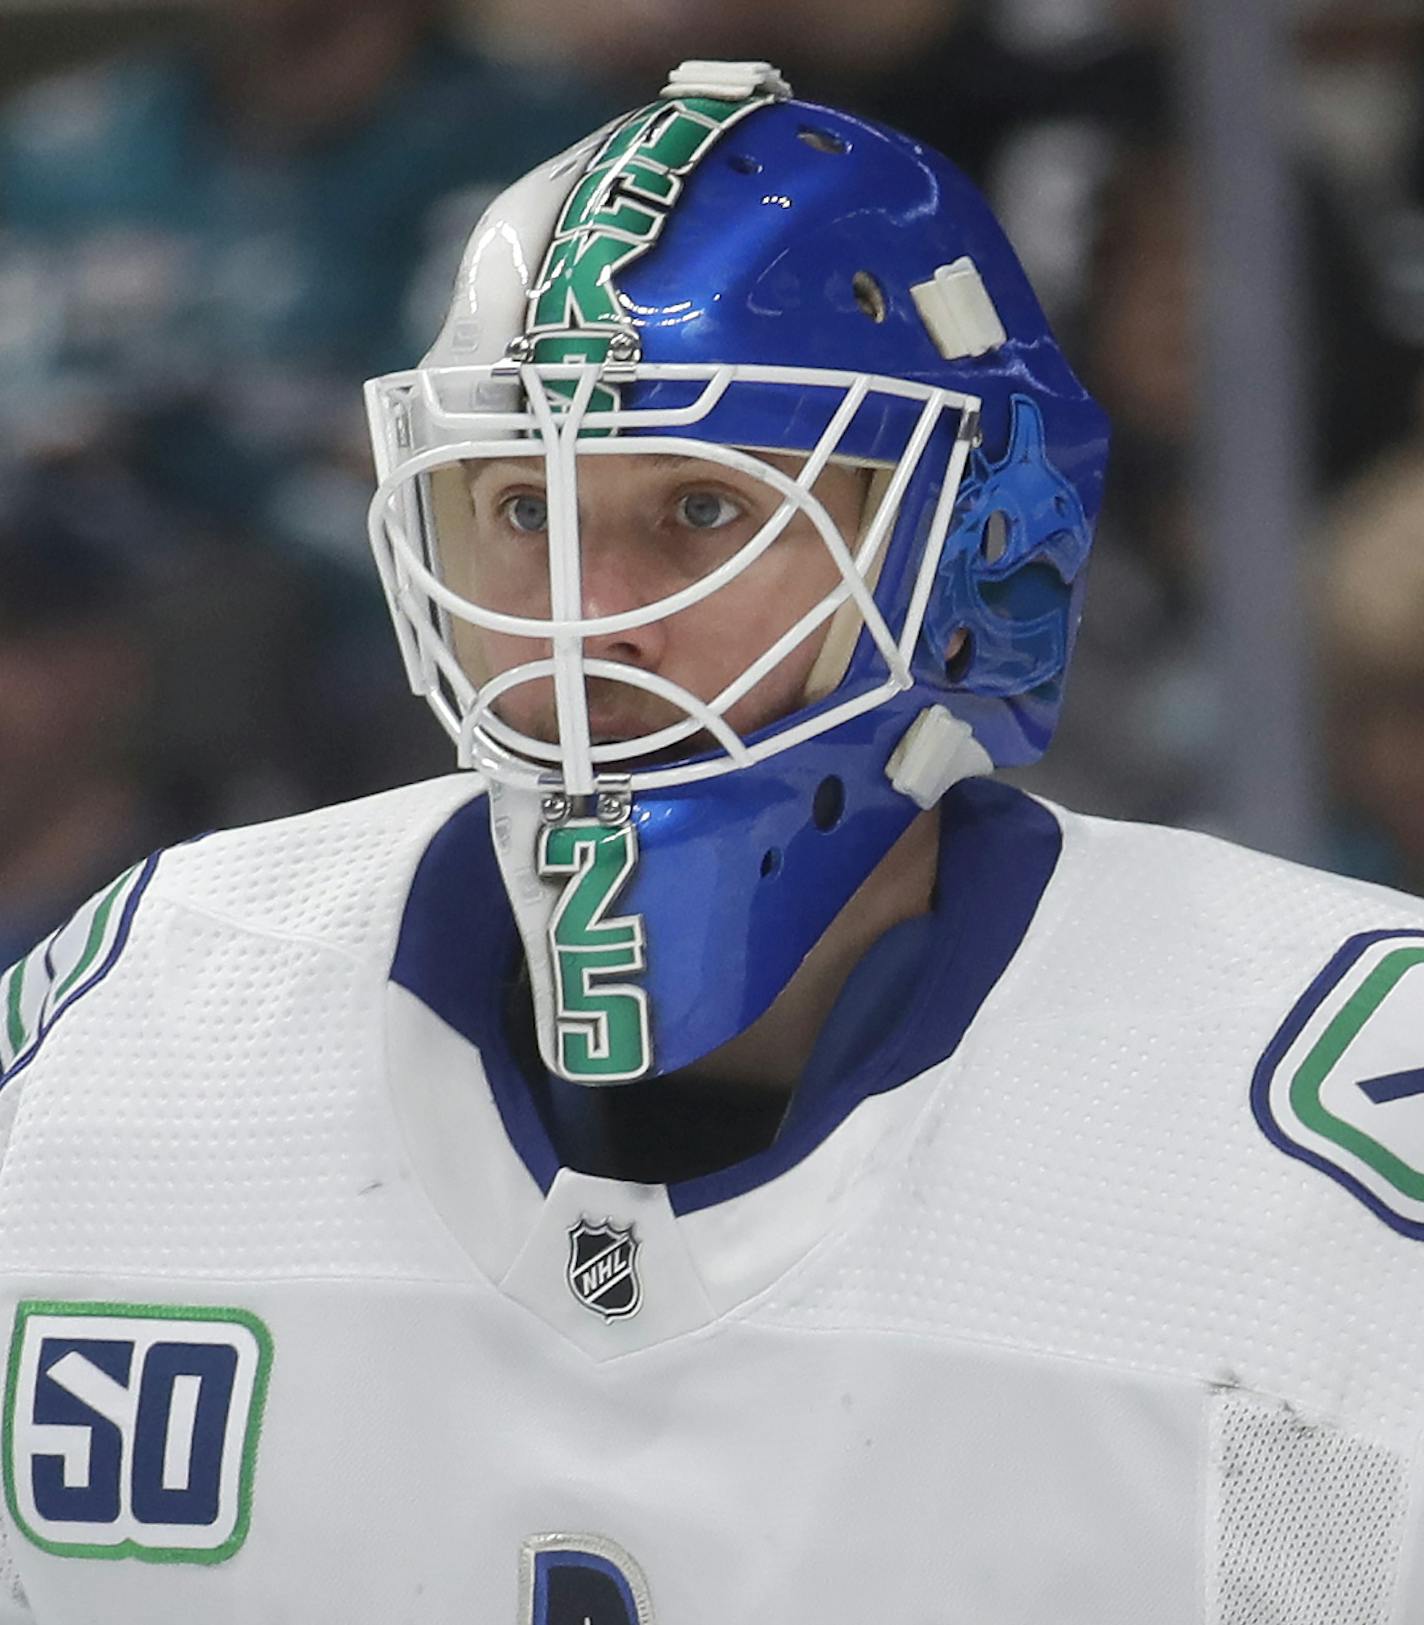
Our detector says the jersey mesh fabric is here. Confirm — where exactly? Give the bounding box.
[0,977,38,1625]
[0,776,483,1282]
[1210,1388,1406,1625]
[751,805,1424,1620]
[155,776,480,950]
[0,1519,29,1623]
[759,809,1424,1435]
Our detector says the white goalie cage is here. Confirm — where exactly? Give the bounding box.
[364,359,981,796]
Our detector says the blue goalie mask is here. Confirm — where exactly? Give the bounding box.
[365,60,1109,1085]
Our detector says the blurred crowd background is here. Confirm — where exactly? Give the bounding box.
[3,0,1424,964]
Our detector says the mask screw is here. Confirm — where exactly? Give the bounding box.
[594,778,633,826]
[605,330,641,368]
[504,334,536,364]
[540,789,571,825]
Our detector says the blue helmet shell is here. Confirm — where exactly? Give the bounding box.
[592,95,1108,1072]
[606,93,1109,767]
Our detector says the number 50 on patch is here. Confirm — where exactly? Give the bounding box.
[3,1301,270,1562]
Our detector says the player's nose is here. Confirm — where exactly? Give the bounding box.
[577,526,669,669]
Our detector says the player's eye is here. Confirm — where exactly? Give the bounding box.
[675,490,743,531]
[499,492,549,534]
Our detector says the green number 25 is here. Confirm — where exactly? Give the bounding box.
[537,821,651,1083]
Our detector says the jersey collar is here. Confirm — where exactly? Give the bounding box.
[390,776,1061,1212]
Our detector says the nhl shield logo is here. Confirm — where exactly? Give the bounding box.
[567,1216,642,1321]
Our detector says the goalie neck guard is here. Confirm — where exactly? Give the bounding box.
[365,62,1108,1084]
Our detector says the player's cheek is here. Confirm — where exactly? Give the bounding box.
[716,604,832,734]
[453,622,552,712]
[466,545,553,620]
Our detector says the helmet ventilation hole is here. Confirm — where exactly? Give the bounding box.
[981,510,1010,563]
[852,271,887,324]
[760,847,783,878]
[812,776,846,831]
[799,126,849,154]
[946,629,974,683]
[728,153,763,175]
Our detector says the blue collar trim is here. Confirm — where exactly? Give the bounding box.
[390,778,1061,1213]
[389,795,561,1196]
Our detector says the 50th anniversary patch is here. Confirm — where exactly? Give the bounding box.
[1254,929,1424,1236]
[3,1301,270,1562]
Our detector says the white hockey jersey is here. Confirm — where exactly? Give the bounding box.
[2,773,1424,1624]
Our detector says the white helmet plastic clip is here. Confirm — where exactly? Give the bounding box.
[887,707,993,809]
[660,60,793,103]
[910,258,1008,361]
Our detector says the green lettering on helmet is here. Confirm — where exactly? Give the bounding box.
[523,94,775,433]
[619,159,678,206]
[538,820,651,1082]
[531,232,630,335]
[640,102,736,170]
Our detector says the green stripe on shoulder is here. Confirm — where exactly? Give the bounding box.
[0,856,157,1083]
[3,956,26,1059]
[52,866,136,1004]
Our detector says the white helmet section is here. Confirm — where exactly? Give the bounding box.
[423,128,612,378]
[363,133,601,777]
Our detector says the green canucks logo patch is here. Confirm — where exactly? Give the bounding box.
[537,819,650,1082]
[1254,930,1424,1235]
[525,92,773,423]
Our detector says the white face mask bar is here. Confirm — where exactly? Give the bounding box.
[365,360,981,795]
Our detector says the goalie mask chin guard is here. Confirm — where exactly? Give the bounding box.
[365,64,1109,1085]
